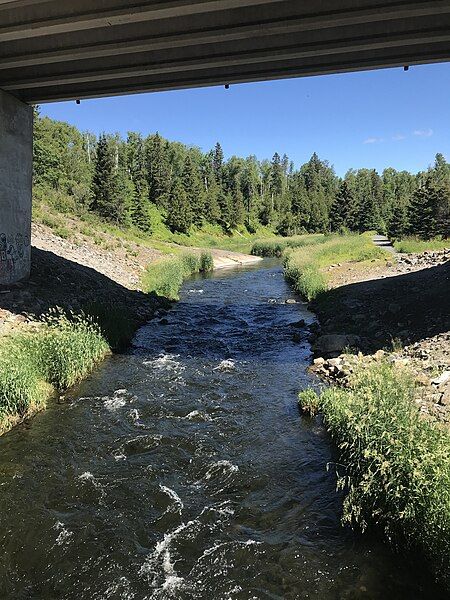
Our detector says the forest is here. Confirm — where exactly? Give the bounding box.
[33,109,450,241]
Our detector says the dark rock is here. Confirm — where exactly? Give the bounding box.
[312,334,362,358]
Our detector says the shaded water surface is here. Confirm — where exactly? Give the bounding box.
[0,262,444,599]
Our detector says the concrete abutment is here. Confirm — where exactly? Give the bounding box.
[0,89,33,285]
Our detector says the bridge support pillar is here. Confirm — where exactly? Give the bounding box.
[0,89,33,285]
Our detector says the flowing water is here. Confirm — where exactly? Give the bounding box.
[0,261,444,599]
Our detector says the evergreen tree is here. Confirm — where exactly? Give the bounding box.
[388,202,408,240]
[408,178,438,239]
[330,181,353,232]
[146,133,170,207]
[212,142,224,184]
[181,154,204,227]
[166,178,192,233]
[91,134,116,219]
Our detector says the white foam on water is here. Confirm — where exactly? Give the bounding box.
[104,396,127,411]
[213,359,236,372]
[143,353,185,373]
[187,289,204,294]
[53,521,73,547]
[205,460,239,480]
[129,408,145,427]
[159,485,184,513]
[183,410,212,422]
[103,577,135,599]
[139,521,190,592]
[78,471,106,499]
[78,471,95,481]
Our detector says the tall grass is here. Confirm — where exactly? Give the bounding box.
[394,237,450,254]
[251,234,326,257]
[0,311,109,435]
[142,251,213,300]
[284,234,387,301]
[299,363,450,586]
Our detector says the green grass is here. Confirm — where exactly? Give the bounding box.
[284,233,388,301]
[299,363,450,587]
[142,251,213,300]
[394,237,450,254]
[0,311,109,435]
[33,194,274,255]
[251,234,327,257]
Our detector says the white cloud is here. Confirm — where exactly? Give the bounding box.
[363,137,383,144]
[392,133,406,141]
[413,128,433,138]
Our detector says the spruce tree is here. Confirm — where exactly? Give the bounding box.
[212,142,224,184]
[166,178,192,233]
[408,178,438,239]
[181,154,204,227]
[91,134,116,219]
[146,133,170,207]
[330,181,352,232]
[388,202,408,240]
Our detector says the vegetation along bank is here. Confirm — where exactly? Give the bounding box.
[273,231,450,588]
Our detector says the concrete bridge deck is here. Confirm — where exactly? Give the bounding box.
[0,0,449,283]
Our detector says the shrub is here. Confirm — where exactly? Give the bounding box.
[306,363,450,586]
[251,234,326,257]
[142,251,213,300]
[298,389,321,416]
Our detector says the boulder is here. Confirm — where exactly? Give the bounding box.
[312,334,361,358]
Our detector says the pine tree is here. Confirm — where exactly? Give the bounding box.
[388,202,408,240]
[408,178,438,239]
[330,181,352,232]
[213,142,224,184]
[166,178,192,233]
[91,134,116,219]
[146,133,170,207]
[181,154,204,227]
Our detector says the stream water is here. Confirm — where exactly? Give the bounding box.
[0,261,444,599]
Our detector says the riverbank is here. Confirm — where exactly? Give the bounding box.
[309,247,450,423]
[287,239,450,588]
[0,221,259,435]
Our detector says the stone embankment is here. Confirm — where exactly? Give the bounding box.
[307,247,450,425]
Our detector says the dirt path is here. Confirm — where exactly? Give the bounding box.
[372,234,397,254]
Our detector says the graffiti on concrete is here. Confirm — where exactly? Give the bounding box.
[0,232,29,279]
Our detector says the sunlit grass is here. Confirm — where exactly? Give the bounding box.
[394,237,450,254]
[251,234,327,257]
[284,233,388,301]
[299,362,450,587]
[0,311,109,435]
[142,251,214,300]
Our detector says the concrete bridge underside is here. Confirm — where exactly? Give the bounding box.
[0,0,449,283]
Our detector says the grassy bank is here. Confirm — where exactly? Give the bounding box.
[0,312,109,435]
[394,237,450,253]
[299,363,450,587]
[284,233,388,301]
[142,251,214,300]
[33,196,274,255]
[251,234,326,257]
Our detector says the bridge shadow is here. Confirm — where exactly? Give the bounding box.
[312,261,450,353]
[0,247,167,348]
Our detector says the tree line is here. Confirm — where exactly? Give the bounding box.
[33,109,450,240]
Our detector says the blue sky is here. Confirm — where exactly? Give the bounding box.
[40,62,449,177]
